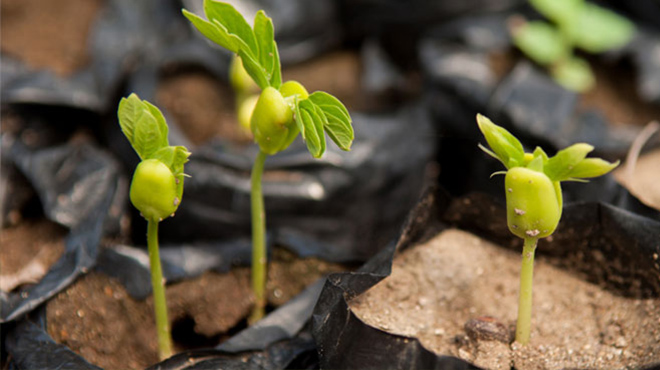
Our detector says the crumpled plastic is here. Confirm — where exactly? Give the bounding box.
[420,8,660,159]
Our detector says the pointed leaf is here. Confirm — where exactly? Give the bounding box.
[143,101,169,148]
[270,40,282,89]
[253,11,275,82]
[545,143,594,181]
[298,106,322,158]
[566,158,619,180]
[238,48,269,90]
[182,10,240,52]
[299,100,325,158]
[133,108,163,160]
[308,92,353,150]
[204,0,258,56]
[117,93,143,147]
[476,114,525,169]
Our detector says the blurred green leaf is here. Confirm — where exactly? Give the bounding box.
[571,2,635,53]
[551,56,595,92]
[513,21,569,65]
[529,0,582,26]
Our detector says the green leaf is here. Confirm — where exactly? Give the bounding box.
[544,143,594,181]
[118,94,169,160]
[476,114,525,169]
[565,158,619,180]
[298,101,324,158]
[571,2,635,54]
[529,0,582,26]
[270,41,282,89]
[551,56,595,92]
[512,21,569,66]
[308,92,353,151]
[143,101,169,149]
[238,48,270,90]
[204,0,258,56]
[182,10,241,52]
[151,146,191,177]
[253,11,275,83]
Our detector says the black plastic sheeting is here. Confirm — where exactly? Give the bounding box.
[420,7,660,160]
[312,177,660,369]
[5,279,325,370]
[0,136,123,324]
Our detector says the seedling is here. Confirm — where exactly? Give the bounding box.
[476,114,618,344]
[117,93,191,359]
[183,0,354,323]
[511,0,635,92]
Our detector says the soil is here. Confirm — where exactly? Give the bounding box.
[0,0,103,76]
[350,229,660,370]
[44,246,346,370]
[0,220,67,291]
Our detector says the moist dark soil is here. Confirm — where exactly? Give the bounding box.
[44,246,346,370]
[350,229,660,370]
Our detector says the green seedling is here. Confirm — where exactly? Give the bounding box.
[476,114,618,344]
[511,0,635,92]
[183,0,354,323]
[117,93,191,360]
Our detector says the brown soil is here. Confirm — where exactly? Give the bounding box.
[45,246,346,370]
[0,0,103,76]
[350,229,660,370]
[615,148,660,211]
[0,219,66,291]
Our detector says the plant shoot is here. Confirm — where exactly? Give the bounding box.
[117,93,191,359]
[476,114,618,344]
[183,0,354,323]
[511,0,635,92]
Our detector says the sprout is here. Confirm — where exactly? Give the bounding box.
[117,93,191,359]
[511,0,635,92]
[183,0,354,322]
[476,114,618,344]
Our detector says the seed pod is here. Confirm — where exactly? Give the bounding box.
[130,159,179,221]
[505,167,562,239]
[250,87,295,155]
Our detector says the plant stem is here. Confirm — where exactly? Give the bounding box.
[147,219,173,360]
[515,237,538,345]
[249,150,268,323]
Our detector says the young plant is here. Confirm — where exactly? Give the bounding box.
[230,54,260,132]
[117,93,191,359]
[476,114,618,344]
[182,1,354,323]
[511,0,635,92]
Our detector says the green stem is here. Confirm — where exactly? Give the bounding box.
[249,150,268,323]
[147,219,173,360]
[515,237,538,345]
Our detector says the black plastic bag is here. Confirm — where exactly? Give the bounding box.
[312,176,660,369]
